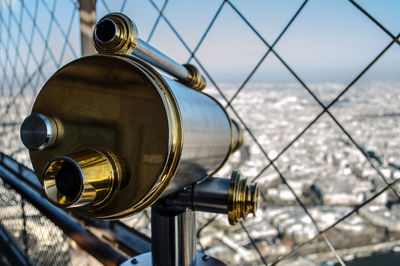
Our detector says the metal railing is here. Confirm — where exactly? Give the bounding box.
[0,152,127,265]
[0,151,156,264]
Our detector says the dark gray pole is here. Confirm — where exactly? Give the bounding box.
[78,0,97,56]
[151,208,197,266]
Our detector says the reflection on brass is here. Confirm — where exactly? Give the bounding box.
[21,10,260,233]
[30,55,183,218]
[230,119,244,153]
[227,170,259,225]
[93,13,138,54]
[43,149,120,208]
[26,48,239,219]
[183,64,206,91]
[94,12,207,91]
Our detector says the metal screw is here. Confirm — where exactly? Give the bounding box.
[202,255,210,261]
[131,258,138,264]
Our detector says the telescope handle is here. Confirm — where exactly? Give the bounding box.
[93,13,206,91]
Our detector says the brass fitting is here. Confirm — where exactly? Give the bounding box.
[43,149,121,208]
[93,13,138,54]
[93,13,207,91]
[228,170,259,225]
[183,64,206,91]
[230,119,244,154]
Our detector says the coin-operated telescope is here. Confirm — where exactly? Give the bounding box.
[21,13,258,266]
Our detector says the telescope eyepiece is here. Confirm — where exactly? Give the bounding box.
[95,18,117,43]
[43,149,120,208]
[54,160,82,202]
[228,170,259,225]
[93,13,138,54]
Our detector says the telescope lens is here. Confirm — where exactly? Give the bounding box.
[95,19,116,43]
[43,150,118,209]
[55,161,82,201]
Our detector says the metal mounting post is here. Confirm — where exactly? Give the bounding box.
[78,0,97,56]
[120,208,226,266]
[151,209,197,266]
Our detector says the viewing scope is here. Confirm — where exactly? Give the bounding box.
[20,13,258,225]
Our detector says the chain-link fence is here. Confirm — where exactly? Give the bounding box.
[1,0,399,265]
[0,1,89,265]
[0,177,96,265]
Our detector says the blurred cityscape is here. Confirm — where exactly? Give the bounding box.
[191,81,400,265]
[1,81,400,265]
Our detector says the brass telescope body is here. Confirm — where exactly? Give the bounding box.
[21,13,258,226]
[28,54,238,219]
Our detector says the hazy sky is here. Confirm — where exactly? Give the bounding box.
[2,0,399,84]
[97,0,400,84]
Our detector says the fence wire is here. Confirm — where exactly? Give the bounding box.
[1,0,400,265]
[0,175,101,265]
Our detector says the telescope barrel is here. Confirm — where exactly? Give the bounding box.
[20,12,259,225]
[21,54,242,219]
[93,13,206,90]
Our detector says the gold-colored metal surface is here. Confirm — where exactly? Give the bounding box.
[27,51,237,220]
[43,149,120,208]
[93,13,138,54]
[94,13,207,91]
[227,170,259,225]
[30,54,182,219]
[230,119,244,153]
[182,64,206,91]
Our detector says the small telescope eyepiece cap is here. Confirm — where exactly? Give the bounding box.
[20,113,58,151]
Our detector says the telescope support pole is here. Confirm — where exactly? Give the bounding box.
[151,208,197,266]
[120,208,225,265]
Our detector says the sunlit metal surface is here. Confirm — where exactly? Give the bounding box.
[43,149,120,208]
[167,170,259,225]
[0,156,127,265]
[27,54,241,219]
[93,13,206,90]
[227,170,258,225]
[1,151,151,261]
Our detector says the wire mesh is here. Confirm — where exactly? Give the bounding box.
[1,0,400,265]
[0,177,102,265]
